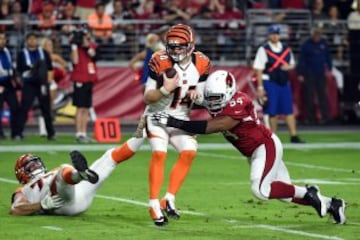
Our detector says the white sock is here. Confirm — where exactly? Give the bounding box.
[76,132,86,138]
[149,199,160,208]
[164,192,175,202]
[294,186,307,199]
[127,137,145,152]
[38,116,47,136]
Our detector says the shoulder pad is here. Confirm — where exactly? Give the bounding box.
[148,50,173,74]
[193,51,211,75]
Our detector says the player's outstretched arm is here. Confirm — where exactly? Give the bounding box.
[151,113,239,134]
[10,191,65,215]
[10,192,43,215]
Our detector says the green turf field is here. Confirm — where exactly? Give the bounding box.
[0,132,359,240]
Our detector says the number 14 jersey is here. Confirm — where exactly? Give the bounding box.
[145,50,211,120]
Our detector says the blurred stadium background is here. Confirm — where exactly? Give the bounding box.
[1,0,360,133]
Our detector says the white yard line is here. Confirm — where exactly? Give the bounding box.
[41,226,63,231]
[0,178,347,240]
[219,179,359,186]
[0,142,359,152]
[1,143,358,174]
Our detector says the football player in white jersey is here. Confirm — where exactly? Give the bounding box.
[99,24,210,226]
[142,23,210,226]
[10,147,130,216]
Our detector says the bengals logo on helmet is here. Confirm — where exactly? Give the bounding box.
[165,24,195,62]
[166,24,195,45]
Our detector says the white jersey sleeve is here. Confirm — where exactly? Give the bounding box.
[253,46,267,70]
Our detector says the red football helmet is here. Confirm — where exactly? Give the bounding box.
[165,24,195,62]
[15,154,46,184]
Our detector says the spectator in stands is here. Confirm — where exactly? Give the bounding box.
[35,2,57,34]
[193,6,217,58]
[297,27,333,125]
[6,0,29,46]
[133,0,160,32]
[50,0,66,18]
[311,0,329,22]
[160,0,191,24]
[324,5,349,61]
[87,2,113,45]
[16,32,56,141]
[70,28,98,143]
[212,0,244,30]
[280,0,307,9]
[0,31,21,140]
[253,25,304,143]
[347,1,360,30]
[334,0,354,20]
[179,0,208,18]
[111,0,134,34]
[0,0,11,30]
[57,1,80,38]
[212,0,244,59]
[76,0,96,21]
[28,0,44,16]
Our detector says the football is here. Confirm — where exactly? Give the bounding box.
[164,68,177,78]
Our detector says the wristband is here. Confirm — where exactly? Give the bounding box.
[160,86,170,96]
[71,45,78,51]
[257,85,264,90]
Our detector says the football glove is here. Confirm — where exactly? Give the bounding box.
[151,112,170,126]
[40,193,65,210]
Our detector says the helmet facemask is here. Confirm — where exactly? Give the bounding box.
[165,24,195,63]
[204,70,236,114]
[166,42,193,62]
[204,94,227,114]
[15,155,46,184]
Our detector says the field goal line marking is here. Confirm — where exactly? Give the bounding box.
[0,178,343,240]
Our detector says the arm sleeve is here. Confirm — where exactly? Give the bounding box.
[167,116,208,134]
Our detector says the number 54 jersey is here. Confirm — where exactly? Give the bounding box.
[145,50,211,120]
[216,91,273,157]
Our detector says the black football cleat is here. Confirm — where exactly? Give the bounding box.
[328,198,346,224]
[290,135,305,143]
[160,198,180,220]
[149,205,169,227]
[70,150,99,184]
[304,185,327,217]
[153,216,169,227]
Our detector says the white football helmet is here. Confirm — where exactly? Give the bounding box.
[204,70,236,114]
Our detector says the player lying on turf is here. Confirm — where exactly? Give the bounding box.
[10,147,128,216]
[151,70,346,224]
